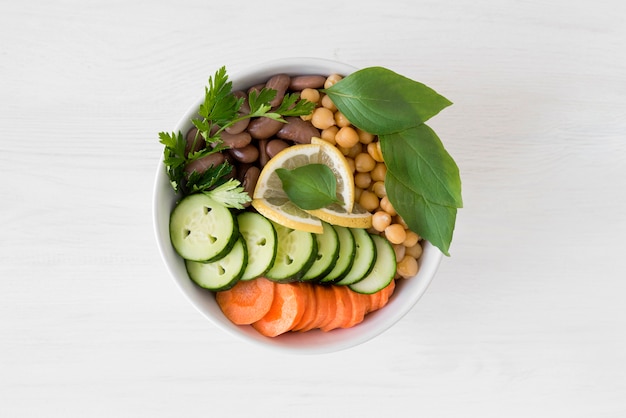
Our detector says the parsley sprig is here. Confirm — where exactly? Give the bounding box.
[159,66,316,207]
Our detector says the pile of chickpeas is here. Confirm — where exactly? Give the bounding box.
[299,74,423,279]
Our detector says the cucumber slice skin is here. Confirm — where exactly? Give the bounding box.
[318,225,356,284]
[185,237,248,291]
[349,234,397,294]
[302,222,340,282]
[169,194,239,262]
[265,222,318,283]
[237,212,277,281]
[334,228,377,286]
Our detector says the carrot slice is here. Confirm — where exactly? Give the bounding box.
[368,288,382,313]
[252,282,306,337]
[292,283,317,332]
[376,279,396,311]
[320,285,352,332]
[215,277,275,325]
[312,285,335,330]
[342,287,368,329]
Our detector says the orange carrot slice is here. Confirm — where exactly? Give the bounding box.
[312,285,335,330]
[375,279,396,311]
[320,285,352,332]
[252,282,306,337]
[368,288,382,313]
[292,283,317,332]
[342,287,368,329]
[215,277,275,325]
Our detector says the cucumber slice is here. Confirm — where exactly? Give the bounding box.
[169,193,238,262]
[237,212,277,281]
[334,228,376,286]
[349,234,397,294]
[319,225,356,284]
[265,222,317,283]
[185,237,247,291]
[302,222,339,282]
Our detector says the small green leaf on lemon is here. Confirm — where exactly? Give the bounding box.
[276,164,339,210]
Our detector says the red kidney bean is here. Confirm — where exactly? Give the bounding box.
[241,165,260,202]
[258,139,269,166]
[248,83,265,95]
[184,152,226,177]
[266,139,290,158]
[247,117,283,140]
[289,75,326,91]
[185,128,206,155]
[225,115,250,134]
[265,74,291,107]
[229,144,259,163]
[220,131,252,148]
[276,117,320,143]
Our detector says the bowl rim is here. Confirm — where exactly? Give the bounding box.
[152,57,443,354]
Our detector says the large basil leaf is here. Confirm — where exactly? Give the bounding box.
[380,124,462,208]
[324,67,452,135]
[385,170,457,256]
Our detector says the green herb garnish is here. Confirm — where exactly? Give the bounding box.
[159,66,316,203]
[276,164,340,210]
[325,67,462,256]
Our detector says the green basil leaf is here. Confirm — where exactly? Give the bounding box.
[276,164,339,210]
[324,67,452,134]
[380,124,462,208]
[385,170,457,256]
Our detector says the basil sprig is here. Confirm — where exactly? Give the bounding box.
[325,67,462,256]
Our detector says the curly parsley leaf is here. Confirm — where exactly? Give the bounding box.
[202,178,251,209]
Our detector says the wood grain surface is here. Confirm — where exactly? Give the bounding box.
[1,0,625,416]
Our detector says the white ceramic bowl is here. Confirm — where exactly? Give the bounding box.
[153,57,443,354]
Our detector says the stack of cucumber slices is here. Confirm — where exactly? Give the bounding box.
[169,193,396,294]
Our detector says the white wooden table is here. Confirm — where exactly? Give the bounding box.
[2,0,625,416]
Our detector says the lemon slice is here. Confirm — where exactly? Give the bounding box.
[252,142,355,233]
[306,202,373,229]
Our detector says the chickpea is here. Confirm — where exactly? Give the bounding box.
[380,195,396,216]
[403,230,420,247]
[384,223,406,244]
[355,172,372,189]
[358,190,379,212]
[335,126,360,148]
[367,141,384,162]
[370,162,387,182]
[311,107,336,130]
[354,187,363,202]
[346,143,362,159]
[371,181,386,198]
[405,242,423,259]
[393,244,406,262]
[300,88,320,104]
[358,129,375,144]
[321,94,337,111]
[394,214,408,229]
[324,74,343,89]
[345,157,356,173]
[371,211,392,232]
[334,111,351,128]
[321,126,338,144]
[397,255,419,278]
[354,152,376,173]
